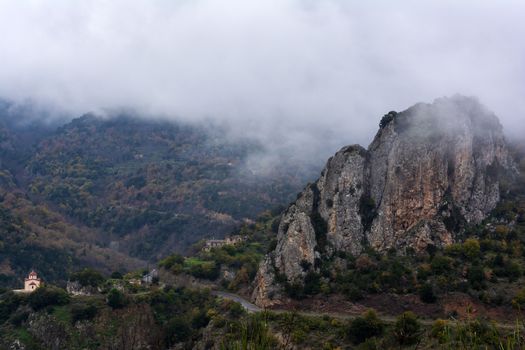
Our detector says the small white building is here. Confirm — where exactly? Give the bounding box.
[13,270,42,293]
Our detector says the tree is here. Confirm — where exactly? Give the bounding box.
[70,268,105,287]
[347,310,384,344]
[107,288,127,309]
[71,303,98,323]
[462,238,481,260]
[392,311,421,346]
[111,271,124,279]
[467,265,485,290]
[28,286,70,310]
[166,316,192,344]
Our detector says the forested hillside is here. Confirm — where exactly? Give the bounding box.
[0,102,318,287]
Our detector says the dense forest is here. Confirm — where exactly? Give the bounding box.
[0,101,318,288]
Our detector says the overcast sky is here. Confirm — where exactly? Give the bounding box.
[0,0,524,155]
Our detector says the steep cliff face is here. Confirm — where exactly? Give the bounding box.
[252,96,515,307]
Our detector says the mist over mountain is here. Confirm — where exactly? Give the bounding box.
[0,103,320,287]
[1,2,525,348]
[0,0,524,160]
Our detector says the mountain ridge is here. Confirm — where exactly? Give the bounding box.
[253,95,516,307]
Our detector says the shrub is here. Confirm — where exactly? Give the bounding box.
[419,283,437,303]
[303,272,321,295]
[346,286,364,302]
[191,310,210,329]
[462,239,481,260]
[467,265,485,290]
[71,303,98,323]
[166,316,192,344]
[28,286,70,310]
[512,288,525,309]
[355,255,376,272]
[189,261,220,280]
[431,255,453,275]
[106,288,127,309]
[431,319,451,343]
[228,301,245,318]
[392,311,421,346]
[70,268,105,287]
[110,271,123,279]
[0,292,26,323]
[284,281,305,300]
[159,254,185,269]
[347,310,384,344]
[416,264,431,281]
[505,260,522,282]
[8,308,30,326]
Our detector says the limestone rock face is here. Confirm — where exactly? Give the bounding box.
[252,96,515,306]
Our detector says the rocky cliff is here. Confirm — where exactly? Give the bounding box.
[252,96,515,307]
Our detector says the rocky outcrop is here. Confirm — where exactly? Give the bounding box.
[66,281,99,296]
[252,96,516,307]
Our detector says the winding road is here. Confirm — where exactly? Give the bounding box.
[211,291,521,330]
[212,291,262,313]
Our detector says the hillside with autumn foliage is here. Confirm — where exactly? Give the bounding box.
[0,102,318,287]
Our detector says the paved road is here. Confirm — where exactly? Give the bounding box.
[212,291,262,313]
[211,291,520,330]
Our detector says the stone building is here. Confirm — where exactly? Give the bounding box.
[202,235,245,252]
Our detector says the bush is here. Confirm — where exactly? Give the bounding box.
[110,271,123,279]
[159,254,185,269]
[346,286,364,302]
[303,272,321,295]
[28,286,70,310]
[191,310,210,329]
[392,311,421,346]
[229,301,245,318]
[70,268,105,287]
[431,255,453,275]
[512,288,525,309]
[505,260,522,282]
[462,239,481,260]
[189,261,220,280]
[430,319,450,343]
[419,283,437,303]
[347,310,384,344]
[0,292,26,323]
[166,316,192,344]
[467,265,485,290]
[71,303,98,323]
[106,288,127,309]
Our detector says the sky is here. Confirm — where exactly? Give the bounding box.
[0,0,524,159]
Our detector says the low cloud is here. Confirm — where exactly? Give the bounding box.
[0,0,524,157]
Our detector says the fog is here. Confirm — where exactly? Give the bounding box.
[0,0,524,163]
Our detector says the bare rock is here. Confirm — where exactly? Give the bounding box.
[252,96,516,306]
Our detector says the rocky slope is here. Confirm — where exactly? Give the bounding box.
[253,96,516,307]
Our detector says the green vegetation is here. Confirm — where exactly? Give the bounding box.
[24,115,314,260]
[347,310,385,344]
[0,271,219,349]
[159,210,279,291]
[106,288,127,309]
[28,286,70,310]
[0,112,315,288]
[70,268,105,288]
